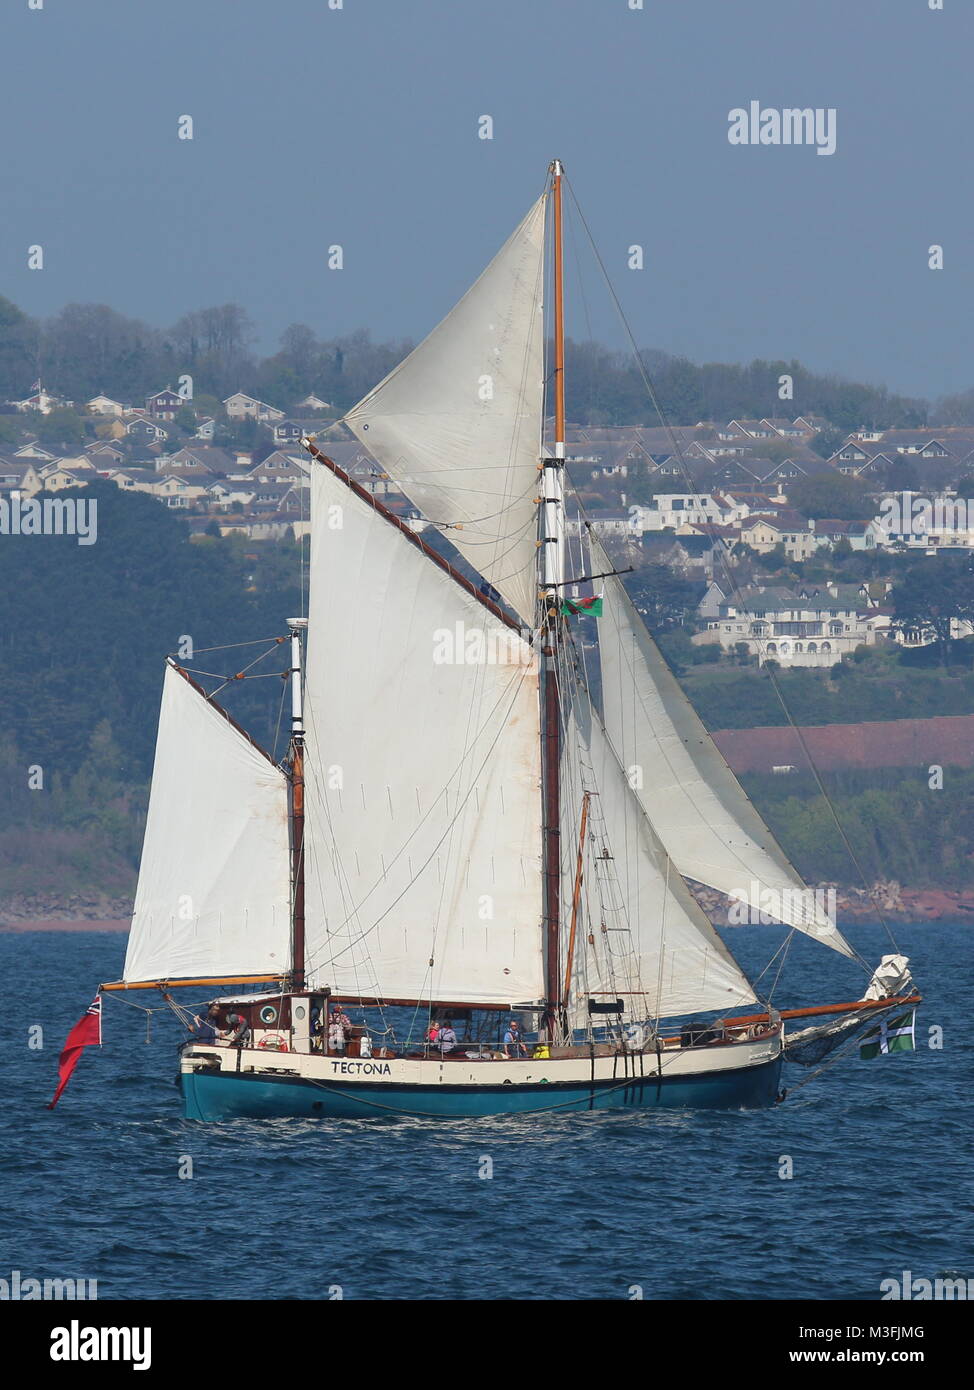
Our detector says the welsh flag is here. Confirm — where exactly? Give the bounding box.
[860,1009,916,1060]
[560,595,603,618]
[47,995,102,1109]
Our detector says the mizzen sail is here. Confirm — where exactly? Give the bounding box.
[344,195,546,626]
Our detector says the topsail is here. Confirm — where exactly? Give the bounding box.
[345,195,546,627]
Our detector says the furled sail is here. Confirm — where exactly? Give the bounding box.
[589,533,855,958]
[123,663,292,982]
[560,688,758,1023]
[302,464,544,1005]
[344,195,546,627]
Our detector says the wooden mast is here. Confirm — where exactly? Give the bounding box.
[563,791,590,1008]
[287,620,307,991]
[541,159,567,1040]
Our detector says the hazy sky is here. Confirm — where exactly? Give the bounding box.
[1,0,969,398]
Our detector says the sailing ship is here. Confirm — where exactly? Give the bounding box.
[96,161,920,1120]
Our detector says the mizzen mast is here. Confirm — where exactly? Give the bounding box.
[541,159,567,1040]
[287,617,308,991]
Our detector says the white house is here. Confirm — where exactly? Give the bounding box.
[86,395,127,417]
[15,387,74,415]
[696,585,890,668]
[223,393,285,423]
[629,493,723,533]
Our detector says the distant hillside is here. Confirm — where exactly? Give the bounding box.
[0,481,304,903]
[2,483,973,908]
[0,291,941,429]
[677,659,974,731]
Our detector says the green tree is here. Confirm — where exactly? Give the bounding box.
[0,415,23,447]
[626,563,701,630]
[891,555,974,665]
[790,473,874,521]
[809,425,845,459]
[0,295,40,399]
[34,407,86,453]
[627,458,659,505]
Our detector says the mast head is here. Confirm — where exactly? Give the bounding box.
[549,159,564,178]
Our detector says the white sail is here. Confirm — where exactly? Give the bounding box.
[561,691,757,1022]
[344,195,546,626]
[124,663,292,982]
[590,533,855,958]
[302,464,544,1005]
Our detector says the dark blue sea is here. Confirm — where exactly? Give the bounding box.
[3,923,971,1301]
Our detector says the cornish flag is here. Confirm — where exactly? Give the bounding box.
[47,995,102,1109]
[860,1009,916,1060]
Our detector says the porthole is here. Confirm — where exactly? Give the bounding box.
[259,1005,278,1025]
[294,1004,306,1021]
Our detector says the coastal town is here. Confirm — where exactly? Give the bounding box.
[4,384,974,669]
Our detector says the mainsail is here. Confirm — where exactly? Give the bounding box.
[302,464,544,1005]
[560,690,758,1022]
[344,195,546,627]
[589,532,855,958]
[123,662,292,982]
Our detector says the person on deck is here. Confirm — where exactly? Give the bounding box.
[194,1002,221,1043]
[327,1010,347,1056]
[504,1019,528,1058]
[425,1020,440,1050]
[438,1020,457,1056]
[223,1011,249,1047]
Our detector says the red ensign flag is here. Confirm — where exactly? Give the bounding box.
[47,995,102,1110]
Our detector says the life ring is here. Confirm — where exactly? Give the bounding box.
[258,1034,289,1051]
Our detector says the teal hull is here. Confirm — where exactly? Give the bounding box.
[180,1055,783,1120]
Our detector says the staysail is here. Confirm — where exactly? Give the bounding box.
[302,463,544,1005]
[589,532,855,957]
[344,195,546,627]
[123,662,292,982]
[560,688,758,1022]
